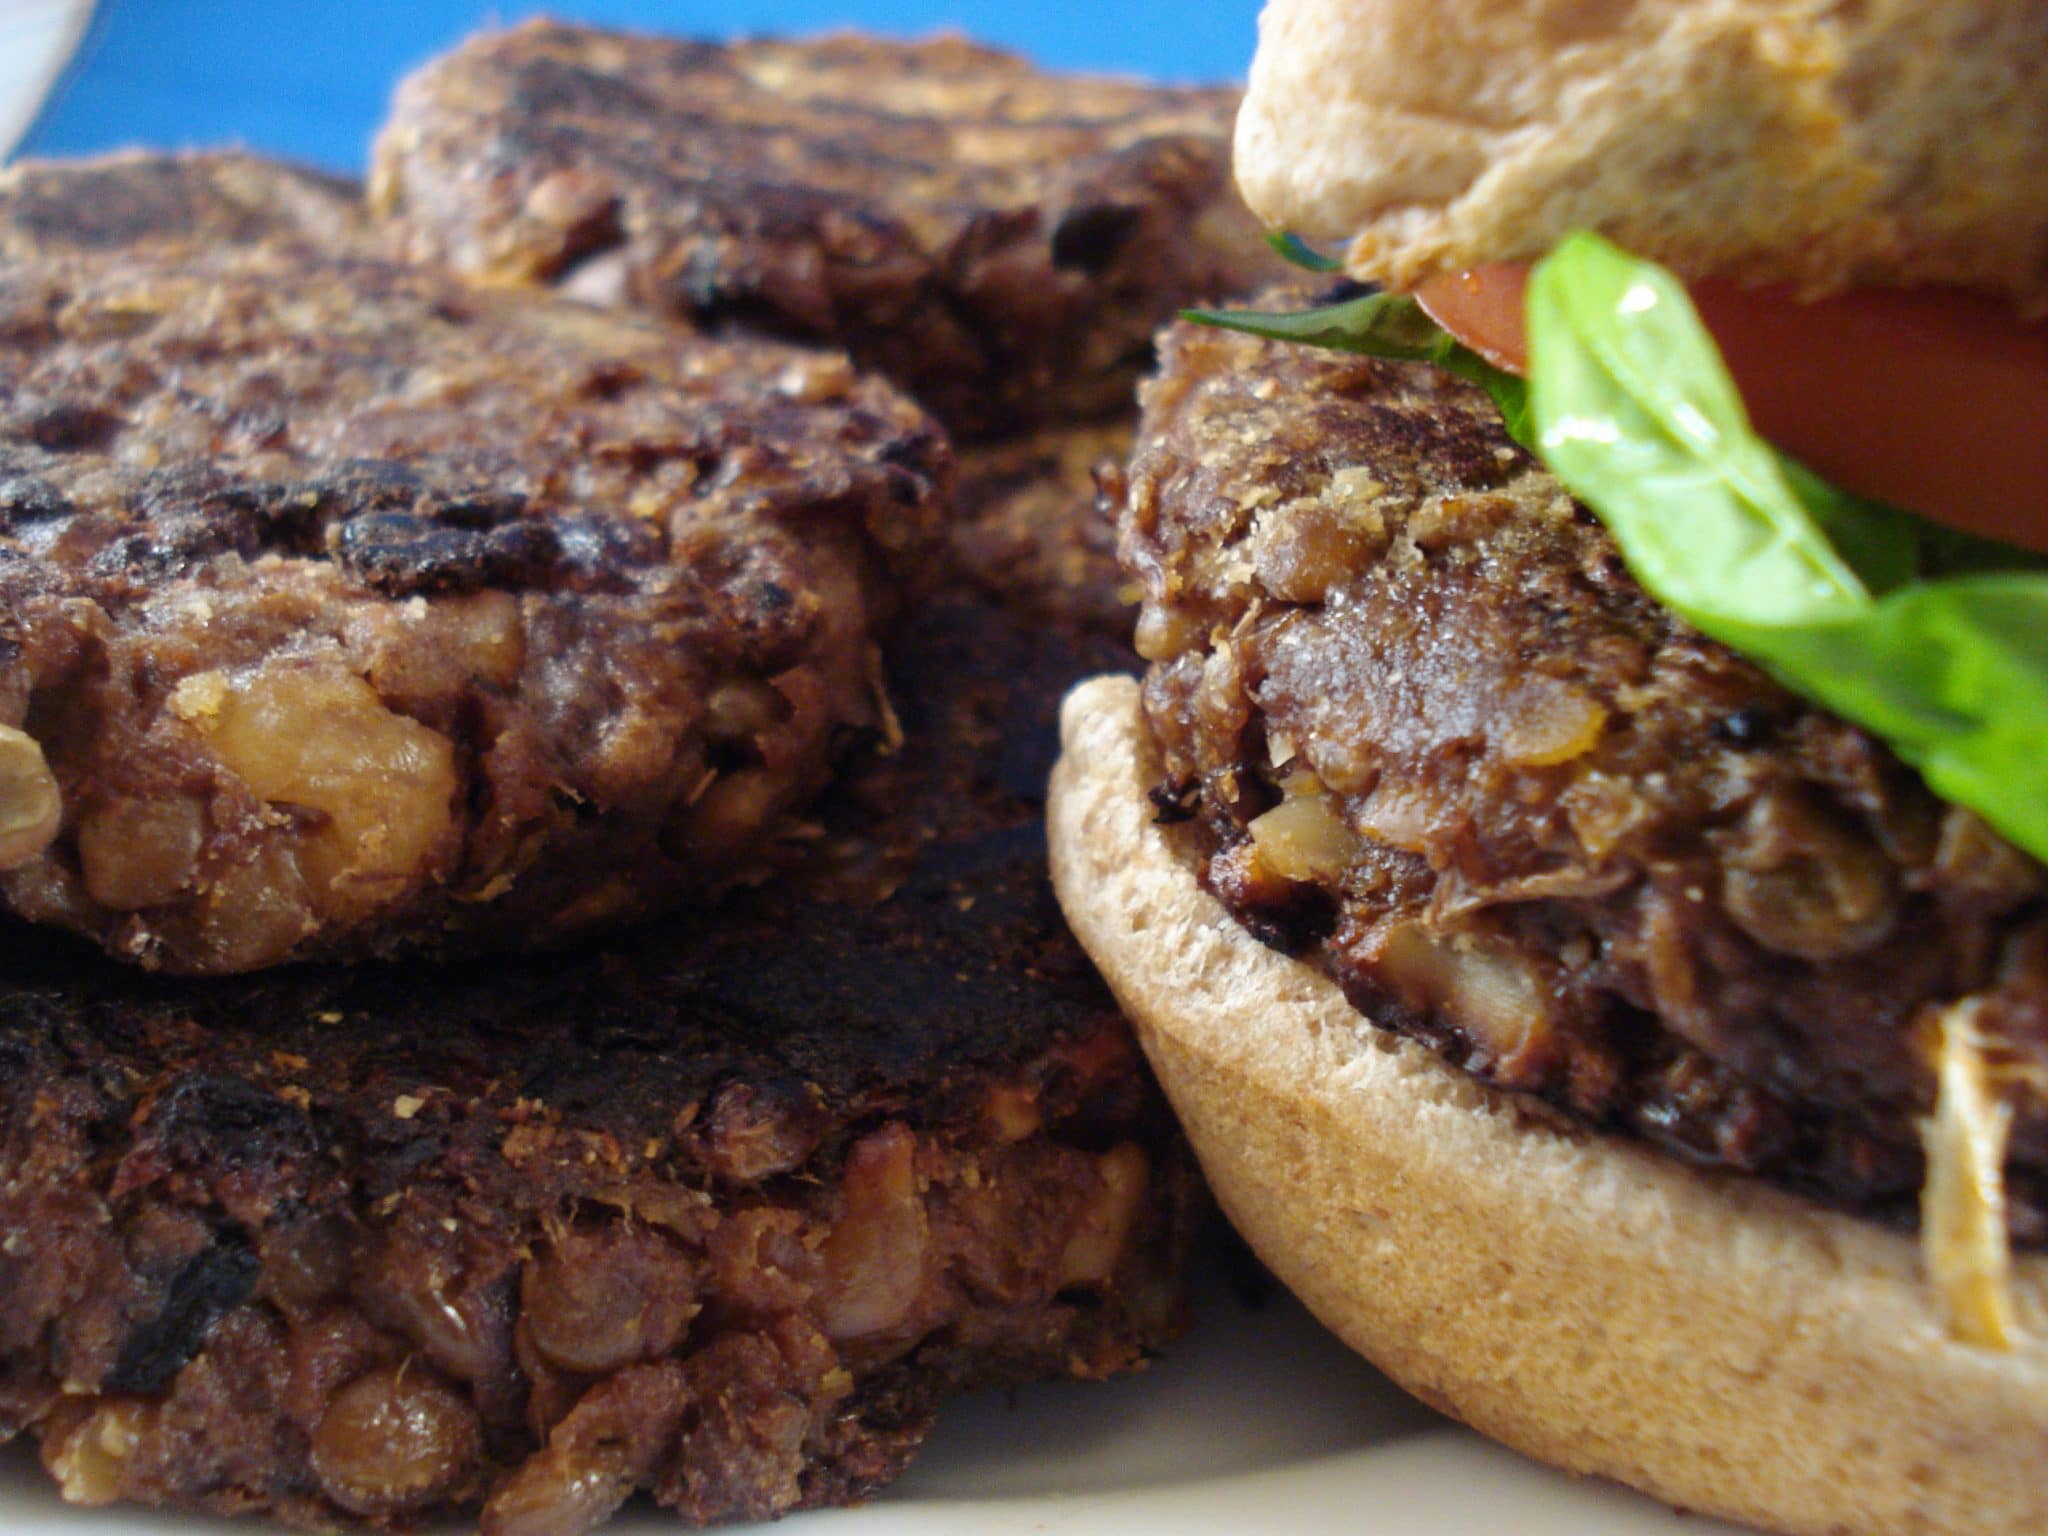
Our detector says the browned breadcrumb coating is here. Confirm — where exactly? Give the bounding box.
[0,152,952,976]
[372,21,1275,439]
[1123,292,2048,1238]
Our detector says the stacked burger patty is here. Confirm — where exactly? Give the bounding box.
[0,28,1274,1532]
[373,24,1270,442]
[0,152,949,973]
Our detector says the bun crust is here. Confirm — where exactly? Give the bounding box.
[1234,0,2048,311]
[1048,675,2048,1536]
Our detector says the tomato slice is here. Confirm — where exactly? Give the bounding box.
[1415,264,1532,375]
[1416,266,2048,556]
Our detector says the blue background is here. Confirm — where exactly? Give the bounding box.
[21,1,1263,173]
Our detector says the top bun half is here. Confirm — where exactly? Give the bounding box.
[1234,0,2048,311]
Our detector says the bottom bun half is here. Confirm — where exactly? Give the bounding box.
[1046,675,2048,1536]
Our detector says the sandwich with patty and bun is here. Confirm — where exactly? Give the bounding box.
[1048,3,2048,1533]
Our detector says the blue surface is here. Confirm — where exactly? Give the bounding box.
[21,1,1262,172]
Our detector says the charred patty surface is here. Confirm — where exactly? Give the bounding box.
[0,153,951,975]
[0,885,1194,1531]
[1124,302,2048,1238]
[372,21,1272,439]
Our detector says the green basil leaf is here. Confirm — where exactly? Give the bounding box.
[1527,232,1868,627]
[1527,231,2048,865]
[1186,291,1535,445]
[1265,231,1344,272]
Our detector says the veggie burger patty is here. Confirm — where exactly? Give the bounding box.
[0,830,1194,1532]
[0,426,1194,1529]
[0,151,949,975]
[0,58,1221,1524]
[1125,290,2048,1238]
[372,22,1271,440]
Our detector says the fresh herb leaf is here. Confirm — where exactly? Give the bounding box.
[1527,231,2048,864]
[1265,231,1344,272]
[1527,233,1867,626]
[1775,453,1921,595]
[1186,291,1535,445]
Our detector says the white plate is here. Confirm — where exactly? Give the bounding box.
[1,1237,1748,1536]
[0,0,93,158]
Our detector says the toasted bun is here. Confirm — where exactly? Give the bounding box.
[1048,675,2048,1536]
[1234,0,2048,312]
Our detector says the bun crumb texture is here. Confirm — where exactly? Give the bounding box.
[1235,0,2048,311]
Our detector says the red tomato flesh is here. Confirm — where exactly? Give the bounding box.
[1415,266,2048,557]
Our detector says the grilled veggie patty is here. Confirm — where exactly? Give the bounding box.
[1123,301,2048,1238]
[0,152,949,974]
[373,22,1272,439]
